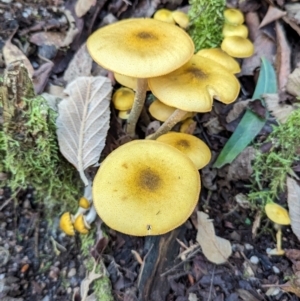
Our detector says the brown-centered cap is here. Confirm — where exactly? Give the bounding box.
[196,48,241,74]
[148,55,240,112]
[87,18,194,78]
[221,36,254,58]
[93,140,200,236]
[157,132,211,169]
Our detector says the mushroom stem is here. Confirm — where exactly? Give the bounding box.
[146,108,188,140]
[126,78,148,137]
[276,227,283,254]
[86,205,97,224]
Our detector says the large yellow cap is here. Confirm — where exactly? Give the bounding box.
[148,55,240,112]
[87,18,194,78]
[93,140,200,236]
[157,132,211,169]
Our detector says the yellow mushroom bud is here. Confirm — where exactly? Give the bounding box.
[78,197,90,209]
[59,212,75,236]
[112,87,135,111]
[74,214,89,234]
[153,9,175,24]
[224,8,244,25]
[222,23,248,38]
[171,11,189,29]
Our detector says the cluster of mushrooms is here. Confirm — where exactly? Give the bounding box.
[59,8,256,237]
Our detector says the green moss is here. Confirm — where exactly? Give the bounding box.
[188,0,225,52]
[248,109,300,207]
[0,72,82,216]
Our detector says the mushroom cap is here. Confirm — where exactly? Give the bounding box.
[153,9,175,24]
[157,132,211,169]
[114,72,150,91]
[222,23,248,38]
[93,140,200,236]
[78,197,90,209]
[196,48,241,74]
[265,203,291,225]
[87,18,194,78]
[171,11,189,29]
[180,118,196,133]
[59,212,75,236]
[74,215,89,234]
[118,109,130,120]
[112,87,135,110]
[149,99,193,122]
[221,36,254,58]
[224,8,244,25]
[148,55,240,112]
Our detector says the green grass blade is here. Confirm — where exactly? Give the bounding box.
[213,57,277,168]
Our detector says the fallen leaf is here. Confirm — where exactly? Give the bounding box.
[63,43,93,84]
[226,147,256,182]
[226,99,250,123]
[263,93,294,123]
[285,3,300,25]
[56,76,112,186]
[75,0,96,18]
[286,68,300,96]
[3,40,34,77]
[33,61,54,94]
[285,249,300,261]
[259,6,286,28]
[276,21,291,92]
[203,117,223,135]
[196,211,232,264]
[30,31,66,47]
[287,177,300,242]
[60,9,80,47]
[241,12,275,76]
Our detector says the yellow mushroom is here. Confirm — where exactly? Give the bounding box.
[59,212,75,236]
[171,11,190,29]
[147,55,240,139]
[221,36,254,58]
[224,8,244,25]
[112,87,135,111]
[149,99,193,122]
[153,9,175,24]
[93,140,200,236]
[180,118,196,133]
[265,203,291,256]
[157,132,211,169]
[196,48,241,74]
[87,18,194,137]
[74,206,97,234]
[222,23,248,38]
[118,109,131,120]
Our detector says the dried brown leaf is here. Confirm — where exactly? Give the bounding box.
[75,0,96,18]
[56,76,111,185]
[276,21,291,92]
[30,31,65,47]
[286,68,300,96]
[3,40,34,77]
[285,3,300,25]
[226,99,250,123]
[263,93,294,123]
[287,177,300,242]
[196,211,232,264]
[64,43,93,84]
[259,6,286,28]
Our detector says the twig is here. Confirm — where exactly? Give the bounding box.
[207,266,216,301]
[0,187,22,211]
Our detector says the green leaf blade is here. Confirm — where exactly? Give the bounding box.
[213,57,277,168]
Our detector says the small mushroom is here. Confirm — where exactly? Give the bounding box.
[118,109,131,120]
[147,55,240,139]
[149,99,194,122]
[180,118,196,133]
[59,212,75,236]
[87,18,194,137]
[265,203,291,255]
[74,205,97,234]
[224,8,244,25]
[171,11,190,29]
[157,132,211,169]
[112,87,135,111]
[196,48,241,74]
[93,140,200,236]
[221,36,254,58]
[153,9,175,24]
[222,23,248,38]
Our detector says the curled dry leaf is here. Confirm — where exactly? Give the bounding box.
[3,40,34,77]
[287,177,300,242]
[263,93,294,123]
[75,0,96,18]
[63,43,93,84]
[226,99,251,123]
[286,68,300,97]
[259,6,286,28]
[56,76,111,186]
[196,211,232,264]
